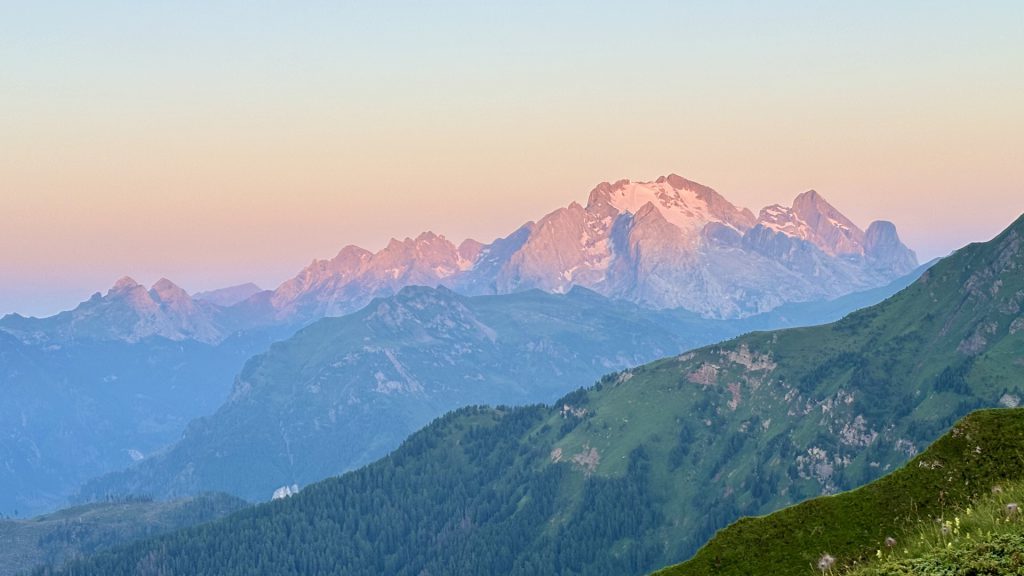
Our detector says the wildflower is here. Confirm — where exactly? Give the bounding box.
[876,549,882,559]
[966,507,972,516]
[818,553,836,572]
[884,536,897,548]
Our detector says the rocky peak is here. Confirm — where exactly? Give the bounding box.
[378,232,459,260]
[108,276,142,296]
[585,179,633,209]
[657,173,707,191]
[150,278,191,305]
[376,232,464,271]
[384,237,408,252]
[333,245,374,264]
[586,175,755,236]
[298,246,372,282]
[865,220,919,273]
[755,204,813,239]
[790,190,866,256]
[103,276,161,313]
[864,221,900,251]
[458,239,485,264]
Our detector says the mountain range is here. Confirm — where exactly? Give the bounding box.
[74,279,925,505]
[0,175,917,344]
[40,214,1023,575]
[0,277,278,346]
[0,262,928,519]
[0,264,928,573]
[264,175,919,321]
[0,174,919,516]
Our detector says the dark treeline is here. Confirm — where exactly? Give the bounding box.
[33,405,668,576]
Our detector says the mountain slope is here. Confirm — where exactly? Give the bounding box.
[40,215,1023,575]
[0,177,915,511]
[0,276,302,516]
[74,287,749,504]
[656,408,1024,575]
[0,263,930,518]
[77,261,933,507]
[0,320,292,516]
[0,493,246,576]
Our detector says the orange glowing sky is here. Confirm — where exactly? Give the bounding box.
[2,2,1023,315]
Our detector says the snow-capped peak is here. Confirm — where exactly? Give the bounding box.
[587,174,755,235]
[756,204,813,240]
[790,190,865,256]
[754,191,869,256]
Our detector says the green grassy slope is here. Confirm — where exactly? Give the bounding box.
[540,214,1024,555]
[656,409,1024,575]
[34,215,1024,575]
[848,480,1024,576]
[847,479,1024,573]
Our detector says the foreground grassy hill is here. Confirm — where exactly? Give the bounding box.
[1,493,245,576]
[656,408,1024,575]
[34,215,1024,575]
[849,485,1024,576]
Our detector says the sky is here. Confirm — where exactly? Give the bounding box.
[2,1,1022,316]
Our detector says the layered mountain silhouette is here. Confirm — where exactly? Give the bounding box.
[0,173,919,517]
[70,286,771,503]
[1,174,916,346]
[43,214,1022,576]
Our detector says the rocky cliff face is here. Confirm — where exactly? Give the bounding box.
[865,220,919,272]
